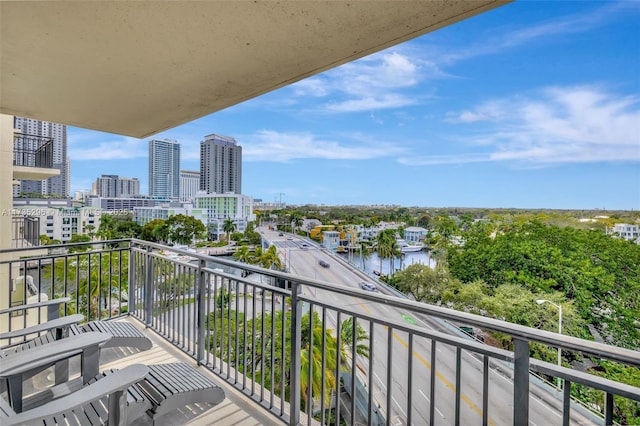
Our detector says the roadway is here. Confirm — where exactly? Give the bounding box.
[260,227,595,426]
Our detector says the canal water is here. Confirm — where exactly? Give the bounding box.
[338,249,435,276]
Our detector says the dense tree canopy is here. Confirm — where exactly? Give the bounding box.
[447,221,640,350]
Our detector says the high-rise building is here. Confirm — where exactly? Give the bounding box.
[95,174,140,198]
[14,117,69,197]
[149,139,180,199]
[200,134,242,195]
[179,170,200,203]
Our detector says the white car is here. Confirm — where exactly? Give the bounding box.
[360,282,377,291]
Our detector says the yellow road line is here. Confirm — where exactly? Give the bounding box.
[392,332,495,426]
[355,298,494,425]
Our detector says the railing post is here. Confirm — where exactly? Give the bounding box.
[128,242,135,317]
[513,338,530,426]
[196,258,206,365]
[289,281,302,426]
[144,245,153,327]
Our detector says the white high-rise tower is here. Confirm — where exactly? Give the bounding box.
[199,134,242,195]
[149,139,180,199]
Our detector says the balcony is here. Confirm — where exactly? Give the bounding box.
[12,133,60,181]
[1,239,638,425]
[11,215,40,249]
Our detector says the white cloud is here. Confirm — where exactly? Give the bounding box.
[398,153,490,166]
[242,130,405,162]
[290,51,431,112]
[291,78,330,97]
[426,86,640,166]
[69,131,145,160]
[325,94,417,112]
[445,101,507,124]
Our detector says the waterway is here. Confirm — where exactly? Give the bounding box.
[207,247,435,280]
[338,249,435,277]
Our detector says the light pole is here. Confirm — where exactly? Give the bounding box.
[536,299,563,390]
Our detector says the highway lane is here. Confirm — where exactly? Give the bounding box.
[262,228,594,426]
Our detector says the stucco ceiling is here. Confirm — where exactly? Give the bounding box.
[1,1,509,138]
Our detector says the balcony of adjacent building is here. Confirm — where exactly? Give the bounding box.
[12,132,60,182]
[0,240,638,425]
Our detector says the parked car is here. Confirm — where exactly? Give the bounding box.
[360,281,377,291]
[319,260,330,268]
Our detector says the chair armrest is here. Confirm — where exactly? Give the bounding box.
[0,298,71,315]
[4,364,149,425]
[0,314,84,342]
[0,331,111,377]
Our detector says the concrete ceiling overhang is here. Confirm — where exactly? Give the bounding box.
[1,1,509,138]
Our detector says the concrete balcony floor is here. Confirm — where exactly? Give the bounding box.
[22,317,280,426]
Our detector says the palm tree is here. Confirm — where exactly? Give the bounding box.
[97,214,114,241]
[233,245,253,264]
[388,237,401,274]
[339,316,370,359]
[359,242,372,270]
[292,215,303,235]
[85,224,96,241]
[376,229,394,274]
[260,245,283,270]
[300,319,339,412]
[223,218,236,242]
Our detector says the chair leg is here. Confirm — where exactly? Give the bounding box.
[55,359,70,385]
[7,374,23,413]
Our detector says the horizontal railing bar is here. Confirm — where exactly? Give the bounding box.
[530,358,640,401]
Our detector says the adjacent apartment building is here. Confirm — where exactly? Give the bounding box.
[200,134,242,195]
[180,170,200,203]
[13,117,70,197]
[149,139,180,199]
[94,174,140,198]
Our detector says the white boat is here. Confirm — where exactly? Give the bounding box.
[397,239,424,253]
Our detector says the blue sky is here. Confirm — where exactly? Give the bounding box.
[68,1,640,210]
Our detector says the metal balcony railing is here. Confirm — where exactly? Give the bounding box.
[13,134,54,169]
[11,215,40,248]
[1,239,638,426]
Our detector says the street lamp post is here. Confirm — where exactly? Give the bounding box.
[536,299,563,390]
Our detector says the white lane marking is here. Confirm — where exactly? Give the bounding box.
[374,372,387,389]
[392,396,407,417]
[531,392,561,418]
[418,389,445,418]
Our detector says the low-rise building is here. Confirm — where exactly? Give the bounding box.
[612,223,640,241]
[12,205,102,243]
[195,192,254,240]
[403,226,428,243]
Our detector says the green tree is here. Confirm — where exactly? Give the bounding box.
[393,263,449,304]
[447,220,640,349]
[85,224,96,241]
[260,245,283,270]
[233,245,253,264]
[222,218,236,242]
[165,214,207,245]
[375,229,395,274]
[97,214,115,240]
[292,215,303,234]
[339,316,370,359]
[68,233,91,253]
[139,219,166,242]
